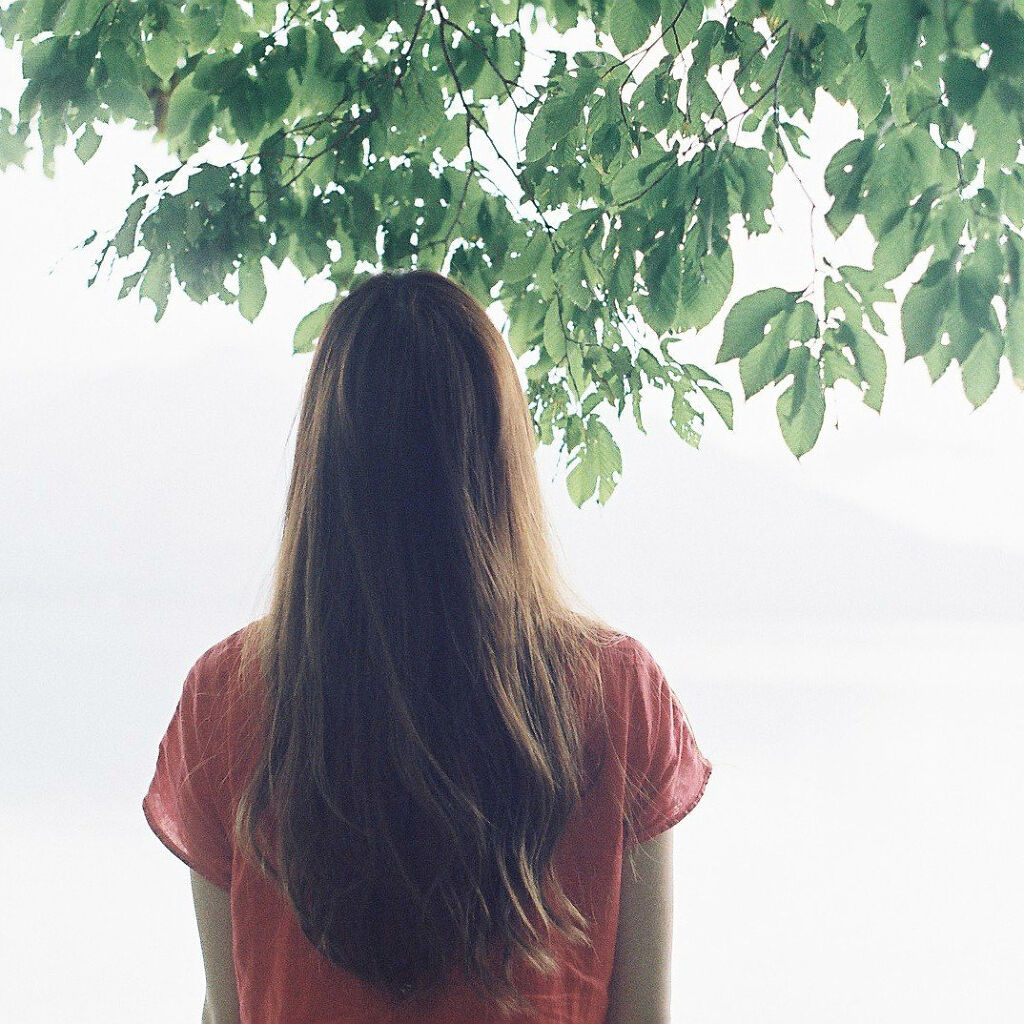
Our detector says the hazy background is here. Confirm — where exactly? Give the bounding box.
[2,11,1022,1023]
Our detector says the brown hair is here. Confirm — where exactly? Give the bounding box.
[233,269,630,1015]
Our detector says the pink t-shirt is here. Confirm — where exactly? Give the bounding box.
[142,624,711,1024]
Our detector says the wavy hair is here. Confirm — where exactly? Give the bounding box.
[233,269,630,1016]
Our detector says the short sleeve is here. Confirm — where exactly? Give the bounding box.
[621,639,712,848]
[142,659,234,889]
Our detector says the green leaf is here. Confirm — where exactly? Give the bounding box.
[566,448,598,507]
[118,268,144,300]
[503,230,547,285]
[678,362,723,387]
[608,141,674,205]
[525,348,555,383]
[872,204,921,282]
[393,62,446,144]
[52,0,107,36]
[957,237,1002,330]
[736,301,817,400]
[139,250,172,321]
[114,196,146,258]
[0,107,29,170]
[630,59,677,133]
[738,323,791,399]
[660,0,702,56]
[844,58,887,127]
[866,0,920,80]
[960,330,1002,408]
[143,29,184,83]
[634,235,675,331]
[823,340,862,389]
[637,238,683,335]
[784,0,824,40]
[901,263,952,360]
[670,381,701,447]
[524,105,554,163]
[817,22,854,88]
[542,301,566,362]
[607,0,659,55]
[824,135,876,238]
[944,55,986,113]
[164,77,204,143]
[972,84,1022,170]
[718,287,800,362]
[588,418,623,502]
[1005,290,1024,389]
[566,337,587,399]
[565,411,585,453]
[973,1,1024,75]
[921,337,954,382]
[506,295,543,357]
[945,298,983,363]
[238,255,267,322]
[700,384,734,429]
[776,347,826,458]
[555,246,593,309]
[677,243,734,332]
[74,123,101,163]
[293,299,335,354]
[840,264,895,333]
[847,323,887,413]
[184,2,220,49]
[728,146,773,234]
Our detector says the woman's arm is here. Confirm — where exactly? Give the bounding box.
[190,869,241,1024]
[605,828,675,1024]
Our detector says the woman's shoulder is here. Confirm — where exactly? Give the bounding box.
[187,619,264,694]
[589,630,672,719]
[594,629,649,670]
[183,621,266,766]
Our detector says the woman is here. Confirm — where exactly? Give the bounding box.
[142,269,712,1024]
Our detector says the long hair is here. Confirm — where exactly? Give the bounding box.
[233,269,629,1016]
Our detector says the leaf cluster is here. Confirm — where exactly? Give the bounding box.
[2,0,1023,503]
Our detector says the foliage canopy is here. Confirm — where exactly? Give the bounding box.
[2,0,1023,504]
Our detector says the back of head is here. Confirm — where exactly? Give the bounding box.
[234,269,619,1016]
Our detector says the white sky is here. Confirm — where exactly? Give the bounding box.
[2,14,1022,1024]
